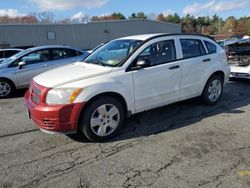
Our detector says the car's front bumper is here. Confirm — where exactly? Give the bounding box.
[24,84,85,134]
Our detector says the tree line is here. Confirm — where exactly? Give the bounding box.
[0,11,249,36]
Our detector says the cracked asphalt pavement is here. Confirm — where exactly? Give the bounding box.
[0,80,250,188]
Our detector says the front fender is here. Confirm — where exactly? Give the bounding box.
[74,78,135,113]
[0,69,17,88]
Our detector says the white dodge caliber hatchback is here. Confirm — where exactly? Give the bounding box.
[24,34,230,141]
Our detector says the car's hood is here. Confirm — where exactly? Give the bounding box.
[230,65,250,74]
[34,62,113,88]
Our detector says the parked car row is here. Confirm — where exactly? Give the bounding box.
[23,33,230,141]
[0,45,89,98]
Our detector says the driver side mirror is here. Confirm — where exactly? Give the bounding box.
[132,59,151,71]
[18,61,26,69]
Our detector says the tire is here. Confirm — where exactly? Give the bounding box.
[79,96,125,142]
[202,75,223,105]
[0,79,15,98]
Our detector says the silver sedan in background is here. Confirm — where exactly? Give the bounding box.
[0,45,89,98]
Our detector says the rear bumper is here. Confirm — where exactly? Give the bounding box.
[24,90,85,133]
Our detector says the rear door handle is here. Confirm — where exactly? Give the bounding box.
[203,58,211,62]
[169,65,180,70]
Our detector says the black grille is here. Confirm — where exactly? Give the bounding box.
[42,118,56,128]
[31,85,41,104]
[31,95,40,104]
[33,87,41,96]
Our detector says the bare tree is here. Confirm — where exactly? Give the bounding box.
[36,11,55,23]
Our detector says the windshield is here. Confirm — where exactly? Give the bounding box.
[84,39,142,67]
[0,49,31,64]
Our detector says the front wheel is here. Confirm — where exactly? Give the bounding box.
[0,79,15,98]
[79,96,125,142]
[202,75,223,105]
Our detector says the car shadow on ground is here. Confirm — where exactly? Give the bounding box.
[68,80,250,143]
[10,89,28,98]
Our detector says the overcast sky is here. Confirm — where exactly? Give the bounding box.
[1,0,250,20]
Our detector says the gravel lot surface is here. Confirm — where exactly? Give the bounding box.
[0,80,249,188]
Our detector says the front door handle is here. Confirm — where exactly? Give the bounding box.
[169,65,180,70]
[203,58,211,62]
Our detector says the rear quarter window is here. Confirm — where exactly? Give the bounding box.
[76,50,83,56]
[66,49,83,57]
[204,41,217,54]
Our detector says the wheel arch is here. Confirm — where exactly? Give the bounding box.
[77,91,129,130]
[0,77,16,89]
[208,71,225,83]
[202,70,225,94]
[201,70,225,105]
[202,70,225,89]
[87,92,128,113]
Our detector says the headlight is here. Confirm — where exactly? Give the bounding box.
[46,88,82,105]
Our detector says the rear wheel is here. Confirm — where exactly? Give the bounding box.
[0,79,15,98]
[79,96,125,142]
[202,75,223,105]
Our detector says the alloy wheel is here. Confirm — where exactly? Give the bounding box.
[0,81,11,97]
[208,79,222,102]
[90,104,120,137]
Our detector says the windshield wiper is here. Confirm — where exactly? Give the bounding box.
[87,59,106,67]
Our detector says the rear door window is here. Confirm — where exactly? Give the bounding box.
[204,41,217,54]
[51,49,82,60]
[52,49,69,60]
[180,39,206,59]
